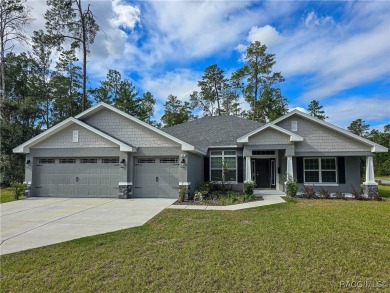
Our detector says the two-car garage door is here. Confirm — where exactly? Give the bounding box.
[35,157,120,197]
[34,156,180,198]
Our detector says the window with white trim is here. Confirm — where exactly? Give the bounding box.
[210,150,237,182]
[304,157,337,183]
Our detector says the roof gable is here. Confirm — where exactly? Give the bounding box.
[13,118,135,154]
[271,110,388,153]
[76,102,205,154]
[237,124,303,143]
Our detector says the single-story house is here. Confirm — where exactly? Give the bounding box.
[13,102,388,199]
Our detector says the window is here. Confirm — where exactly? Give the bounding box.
[252,150,275,155]
[38,158,55,164]
[137,158,155,164]
[80,158,97,164]
[59,158,76,164]
[304,158,337,183]
[210,150,237,182]
[102,158,119,164]
[160,158,178,164]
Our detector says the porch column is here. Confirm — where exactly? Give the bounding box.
[363,156,378,198]
[287,156,293,179]
[245,156,252,181]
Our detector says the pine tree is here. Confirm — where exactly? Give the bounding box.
[307,100,327,120]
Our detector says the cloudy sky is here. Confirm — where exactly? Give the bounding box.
[23,0,390,129]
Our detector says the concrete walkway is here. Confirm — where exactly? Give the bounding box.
[0,197,176,255]
[168,190,286,211]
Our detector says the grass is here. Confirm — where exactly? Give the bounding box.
[1,199,390,292]
[379,184,390,198]
[0,188,17,204]
[376,175,390,181]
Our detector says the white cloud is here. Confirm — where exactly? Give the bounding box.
[324,96,390,128]
[247,25,282,47]
[110,0,140,30]
[304,11,334,27]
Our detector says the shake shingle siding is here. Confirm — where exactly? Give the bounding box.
[83,109,179,148]
[248,128,292,145]
[276,116,371,152]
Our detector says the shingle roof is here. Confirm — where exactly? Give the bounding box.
[163,116,262,153]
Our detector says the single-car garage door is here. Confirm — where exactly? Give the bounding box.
[35,157,120,197]
[133,157,179,198]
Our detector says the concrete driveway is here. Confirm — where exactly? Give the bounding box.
[0,197,176,255]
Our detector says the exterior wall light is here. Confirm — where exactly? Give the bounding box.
[25,160,31,165]
[120,159,126,168]
[180,154,187,167]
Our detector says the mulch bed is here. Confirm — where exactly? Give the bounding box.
[173,196,264,206]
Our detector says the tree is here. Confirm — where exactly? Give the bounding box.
[161,95,193,127]
[348,119,370,137]
[0,0,34,105]
[89,69,121,104]
[45,0,99,111]
[138,92,156,125]
[191,64,229,116]
[0,52,41,186]
[50,48,83,124]
[367,125,390,176]
[30,30,55,129]
[232,41,286,122]
[308,100,327,120]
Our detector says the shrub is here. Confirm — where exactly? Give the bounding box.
[351,185,365,200]
[243,180,255,195]
[334,191,345,199]
[178,186,187,202]
[303,185,316,199]
[319,188,331,199]
[11,182,26,200]
[193,192,204,202]
[285,176,298,197]
[195,181,211,196]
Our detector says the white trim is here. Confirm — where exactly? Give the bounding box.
[179,182,191,186]
[72,130,79,142]
[237,124,304,143]
[271,110,388,153]
[309,183,339,187]
[119,182,133,186]
[13,118,136,154]
[75,102,206,155]
[208,145,237,148]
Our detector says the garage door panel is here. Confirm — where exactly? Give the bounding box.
[133,157,179,198]
[35,157,119,198]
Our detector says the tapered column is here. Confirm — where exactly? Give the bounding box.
[246,156,251,181]
[287,156,293,179]
[363,156,378,198]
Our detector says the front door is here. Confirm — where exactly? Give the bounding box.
[253,158,276,189]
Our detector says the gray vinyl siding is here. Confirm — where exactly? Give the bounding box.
[186,152,204,194]
[31,124,117,149]
[82,108,179,148]
[247,128,292,145]
[276,116,371,152]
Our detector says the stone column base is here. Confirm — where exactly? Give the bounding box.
[118,182,132,199]
[363,184,379,199]
[24,182,31,197]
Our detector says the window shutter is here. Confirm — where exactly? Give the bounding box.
[237,156,244,183]
[296,157,304,183]
[337,157,346,184]
[204,157,210,181]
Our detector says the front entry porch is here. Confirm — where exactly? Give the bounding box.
[251,158,276,189]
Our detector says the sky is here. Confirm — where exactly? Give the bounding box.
[20,0,390,130]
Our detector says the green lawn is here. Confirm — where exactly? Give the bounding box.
[1,198,389,292]
[0,188,17,204]
[379,184,390,198]
[377,175,390,181]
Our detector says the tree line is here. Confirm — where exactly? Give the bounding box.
[0,0,388,186]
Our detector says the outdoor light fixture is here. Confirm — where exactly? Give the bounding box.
[180,154,187,167]
[25,160,31,165]
[120,158,126,168]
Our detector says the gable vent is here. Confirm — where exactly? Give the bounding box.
[72,130,79,142]
[291,121,298,132]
